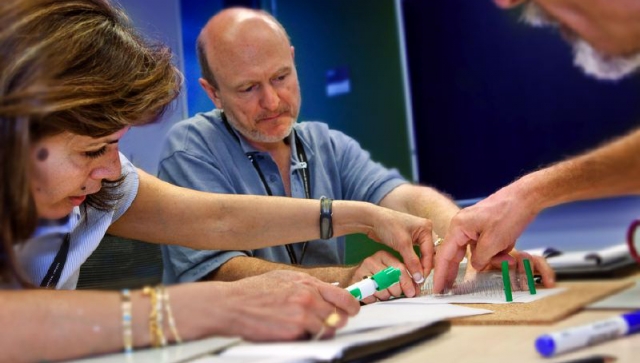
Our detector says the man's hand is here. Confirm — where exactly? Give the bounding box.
[347,251,418,304]
[433,185,539,293]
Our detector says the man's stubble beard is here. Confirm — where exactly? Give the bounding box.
[521,2,640,81]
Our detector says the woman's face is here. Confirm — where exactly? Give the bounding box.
[30,128,129,219]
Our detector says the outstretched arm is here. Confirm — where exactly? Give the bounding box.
[434,128,640,292]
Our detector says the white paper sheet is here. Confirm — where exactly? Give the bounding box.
[339,303,492,334]
[218,303,491,361]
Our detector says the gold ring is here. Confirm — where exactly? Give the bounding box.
[434,237,444,247]
[313,311,340,341]
[324,312,341,328]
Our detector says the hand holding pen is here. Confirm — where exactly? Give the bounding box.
[347,251,416,303]
[346,266,402,301]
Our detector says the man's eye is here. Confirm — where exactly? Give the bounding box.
[84,146,107,159]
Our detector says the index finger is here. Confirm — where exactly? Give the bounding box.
[317,283,360,317]
[433,235,468,293]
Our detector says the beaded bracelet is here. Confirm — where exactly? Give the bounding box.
[120,289,133,354]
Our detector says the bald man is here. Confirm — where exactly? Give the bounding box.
[434,0,640,292]
[157,7,554,302]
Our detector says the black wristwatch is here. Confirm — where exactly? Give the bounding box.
[319,196,333,240]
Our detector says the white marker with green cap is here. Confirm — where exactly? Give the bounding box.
[346,266,402,300]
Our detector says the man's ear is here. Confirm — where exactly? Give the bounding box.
[493,0,526,9]
[199,78,221,108]
[291,45,295,60]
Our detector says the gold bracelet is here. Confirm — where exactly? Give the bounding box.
[142,286,166,348]
[120,289,133,354]
[155,286,167,347]
[156,285,167,347]
[160,286,182,344]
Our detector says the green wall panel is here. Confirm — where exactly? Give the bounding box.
[272,0,414,264]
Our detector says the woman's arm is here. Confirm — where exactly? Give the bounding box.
[1,270,358,362]
[109,170,435,282]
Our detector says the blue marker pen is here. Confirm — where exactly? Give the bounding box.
[346,266,401,301]
[535,310,640,357]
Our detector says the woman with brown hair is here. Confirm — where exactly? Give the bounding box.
[0,0,438,360]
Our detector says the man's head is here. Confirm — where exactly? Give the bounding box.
[196,8,300,147]
[495,0,640,80]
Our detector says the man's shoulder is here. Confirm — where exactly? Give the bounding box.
[296,120,329,133]
[165,110,230,145]
[170,110,224,135]
[162,110,231,156]
[296,121,351,141]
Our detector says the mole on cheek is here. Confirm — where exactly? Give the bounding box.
[36,148,49,161]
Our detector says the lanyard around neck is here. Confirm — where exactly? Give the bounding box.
[222,113,311,264]
[40,233,70,288]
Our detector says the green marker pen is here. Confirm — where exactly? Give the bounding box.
[346,266,401,300]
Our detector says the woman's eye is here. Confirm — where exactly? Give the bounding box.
[84,146,107,159]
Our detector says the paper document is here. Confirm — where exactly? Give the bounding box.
[217,303,490,361]
[339,302,491,334]
[218,323,434,361]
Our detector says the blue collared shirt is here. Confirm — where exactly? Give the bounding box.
[158,109,407,283]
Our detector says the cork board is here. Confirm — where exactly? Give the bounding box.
[451,279,634,325]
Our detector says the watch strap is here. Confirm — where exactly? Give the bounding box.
[319,196,333,240]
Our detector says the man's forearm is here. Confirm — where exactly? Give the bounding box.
[209,256,355,286]
[379,184,459,237]
[512,128,640,212]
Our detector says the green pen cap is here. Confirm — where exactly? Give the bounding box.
[372,266,401,290]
